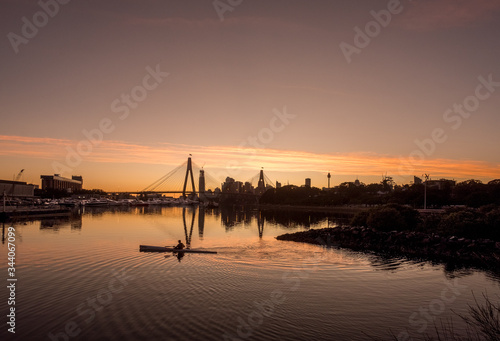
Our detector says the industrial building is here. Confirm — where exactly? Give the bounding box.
[427,179,456,190]
[0,179,36,197]
[40,174,83,192]
[413,176,455,189]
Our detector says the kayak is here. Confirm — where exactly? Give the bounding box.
[139,245,217,254]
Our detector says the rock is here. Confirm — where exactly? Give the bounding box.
[276,225,500,272]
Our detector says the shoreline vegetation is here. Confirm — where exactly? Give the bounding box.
[275,203,500,340]
[260,179,500,208]
[277,204,500,272]
[277,225,500,271]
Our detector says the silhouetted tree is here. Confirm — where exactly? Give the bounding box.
[260,178,499,208]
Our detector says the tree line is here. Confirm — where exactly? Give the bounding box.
[260,179,500,208]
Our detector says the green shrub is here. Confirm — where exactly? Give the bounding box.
[438,209,487,239]
[386,203,421,230]
[352,204,421,231]
[350,210,369,227]
[367,207,406,232]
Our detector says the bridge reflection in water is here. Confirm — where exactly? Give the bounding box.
[13,205,350,241]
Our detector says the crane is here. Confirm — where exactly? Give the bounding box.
[14,169,24,181]
[7,169,25,198]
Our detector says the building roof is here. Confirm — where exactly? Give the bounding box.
[0,179,28,185]
[40,175,83,184]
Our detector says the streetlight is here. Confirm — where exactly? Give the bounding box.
[423,174,430,209]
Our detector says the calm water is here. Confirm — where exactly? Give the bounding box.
[1,206,499,341]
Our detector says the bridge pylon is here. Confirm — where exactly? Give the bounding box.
[258,169,265,188]
[255,168,267,196]
[182,156,196,198]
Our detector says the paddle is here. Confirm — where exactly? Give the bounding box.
[164,245,189,252]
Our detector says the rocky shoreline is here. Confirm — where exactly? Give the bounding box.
[277,226,500,271]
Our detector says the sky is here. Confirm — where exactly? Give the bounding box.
[1,0,500,191]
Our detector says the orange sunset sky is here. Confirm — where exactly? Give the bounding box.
[1,0,499,191]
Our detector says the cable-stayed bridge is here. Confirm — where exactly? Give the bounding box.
[111,156,275,198]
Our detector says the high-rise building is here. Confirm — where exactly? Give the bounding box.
[199,169,205,193]
[244,182,254,194]
[222,177,235,193]
[305,178,311,188]
[234,181,244,193]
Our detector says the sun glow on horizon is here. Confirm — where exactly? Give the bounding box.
[0,134,498,191]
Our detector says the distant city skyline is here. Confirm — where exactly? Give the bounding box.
[1,0,499,191]
[3,149,498,193]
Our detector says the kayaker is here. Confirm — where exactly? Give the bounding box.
[174,240,185,250]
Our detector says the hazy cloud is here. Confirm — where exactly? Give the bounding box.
[398,0,500,31]
[1,135,498,182]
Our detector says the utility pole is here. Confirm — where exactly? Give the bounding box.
[423,174,429,210]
